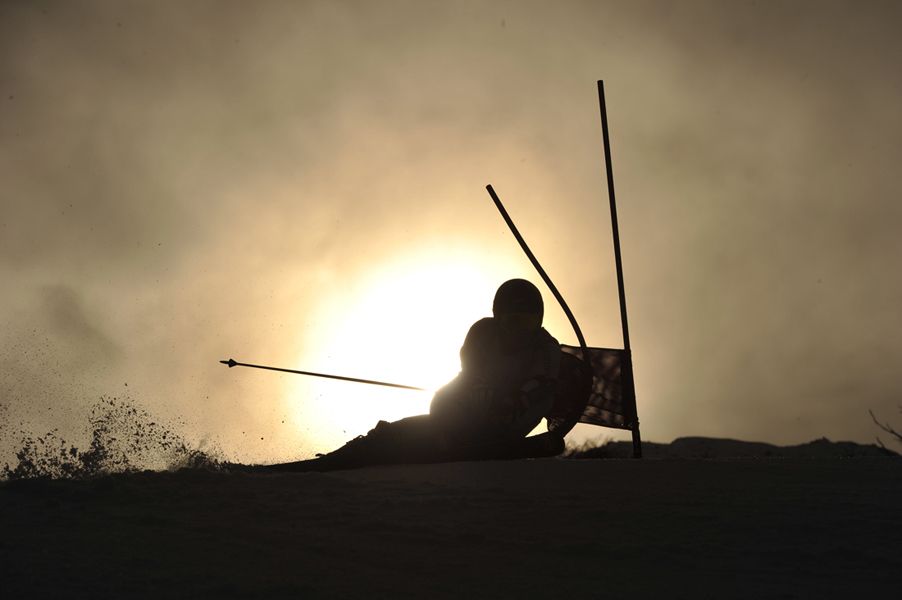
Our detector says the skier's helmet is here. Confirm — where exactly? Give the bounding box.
[492,279,543,322]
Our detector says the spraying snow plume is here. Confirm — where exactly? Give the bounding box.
[2,396,220,480]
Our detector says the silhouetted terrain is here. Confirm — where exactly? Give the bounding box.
[568,436,898,459]
[2,446,900,598]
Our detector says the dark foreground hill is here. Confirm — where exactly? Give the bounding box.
[568,435,899,459]
[2,451,900,599]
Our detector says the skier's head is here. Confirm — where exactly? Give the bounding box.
[493,279,543,330]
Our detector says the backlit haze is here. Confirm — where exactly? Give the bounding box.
[2,0,901,464]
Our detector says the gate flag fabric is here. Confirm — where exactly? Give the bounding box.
[560,344,638,431]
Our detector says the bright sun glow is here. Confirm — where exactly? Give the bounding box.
[288,247,523,449]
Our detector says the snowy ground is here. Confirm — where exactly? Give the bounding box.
[2,454,900,599]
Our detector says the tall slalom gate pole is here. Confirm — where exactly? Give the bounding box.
[597,80,642,458]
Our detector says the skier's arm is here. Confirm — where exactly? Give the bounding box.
[459,318,494,375]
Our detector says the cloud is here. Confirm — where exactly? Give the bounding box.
[37,284,122,364]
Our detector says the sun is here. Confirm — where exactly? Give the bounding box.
[289,247,523,449]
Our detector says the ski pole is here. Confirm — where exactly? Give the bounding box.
[219,358,426,391]
[485,184,588,354]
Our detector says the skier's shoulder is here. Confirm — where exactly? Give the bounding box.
[469,317,497,329]
[464,317,499,340]
[537,326,559,349]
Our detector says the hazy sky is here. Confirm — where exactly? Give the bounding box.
[2,0,901,463]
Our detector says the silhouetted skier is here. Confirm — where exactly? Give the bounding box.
[429,278,560,445]
[268,279,562,471]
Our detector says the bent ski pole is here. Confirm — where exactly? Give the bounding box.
[485,184,588,355]
[219,358,426,391]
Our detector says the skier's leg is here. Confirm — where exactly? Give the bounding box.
[506,381,556,439]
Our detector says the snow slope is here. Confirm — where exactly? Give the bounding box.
[2,453,900,598]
